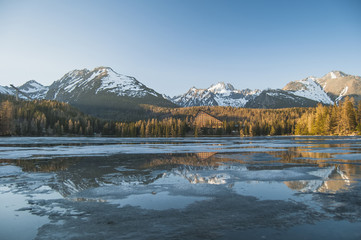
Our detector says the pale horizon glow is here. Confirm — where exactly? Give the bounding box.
[0,0,360,96]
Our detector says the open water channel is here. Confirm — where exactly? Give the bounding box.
[1,136,361,239]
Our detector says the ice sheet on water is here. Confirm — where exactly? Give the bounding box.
[108,191,210,210]
[233,181,304,201]
[216,152,280,161]
[1,136,361,240]
[333,153,361,160]
[70,165,325,207]
[0,187,49,240]
[305,148,356,154]
[0,137,292,159]
[30,186,63,200]
[0,137,231,145]
[0,165,23,176]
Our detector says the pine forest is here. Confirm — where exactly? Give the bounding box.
[1,94,361,137]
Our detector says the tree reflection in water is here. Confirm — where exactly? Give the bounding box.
[1,137,361,239]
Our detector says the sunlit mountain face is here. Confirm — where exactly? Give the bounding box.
[2,70,361,111]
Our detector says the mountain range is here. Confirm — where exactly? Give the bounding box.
[1,67,360,119]
[0,67,175,120]
[168,82,261,107]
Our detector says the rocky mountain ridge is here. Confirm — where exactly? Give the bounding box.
[171,70,361,108]
[2,68,361,112]
[0,80,48,99]
[169,82,261,107]
[45,67,165,101]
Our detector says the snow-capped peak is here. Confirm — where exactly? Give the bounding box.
[180,87,206,99]
[0,85,13,95]
[325,71,348,79]
[283,77,334,105]
[191,86,197,90]
[170,82,260,107]
[19,80,47,94]
[208,82,235,94]
[18,80,48,99]
[307,76,317,81]
[49,66,161,100]
[330,72,337,79]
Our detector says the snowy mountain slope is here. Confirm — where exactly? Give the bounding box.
[0,86,14,95]
[171,87,218,107]
[172,71,361,108]
[283,71,361,104]
[245,89,321,108]
[208,82,235,95]
[0,80,48,99]
[46,67,163,101]
[18,80,48,99]
[45,66,175,120]
[322,70,348,80]
[2,69,361,112]
[171,82,261,107]
[282,77,334,105]
[317,71,361,102]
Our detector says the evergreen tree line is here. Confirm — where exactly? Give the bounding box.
[144,105,307,136]
[295,98,361,135]
[0,99,233,137]
[1,96,361,137]
[0,99,102,136]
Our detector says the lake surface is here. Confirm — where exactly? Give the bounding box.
[1,136,361,239]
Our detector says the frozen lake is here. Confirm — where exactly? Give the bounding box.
[1,136,361,239]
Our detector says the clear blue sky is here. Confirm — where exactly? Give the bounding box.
[0,0,360,96]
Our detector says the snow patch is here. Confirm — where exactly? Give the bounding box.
[266,92,294,99]
[109,192,209,210]
[96,70,147,97]
[0,86,14,95]
[52,67,159,99]
[0,165,22,176]
[286,78,334,105]
[336,86,348,102]
[18,81,49,99]
[171,83,259,107]
[208,82,234,95]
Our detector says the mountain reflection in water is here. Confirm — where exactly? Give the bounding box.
[1,136,361,240]
[1,150,360,197]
